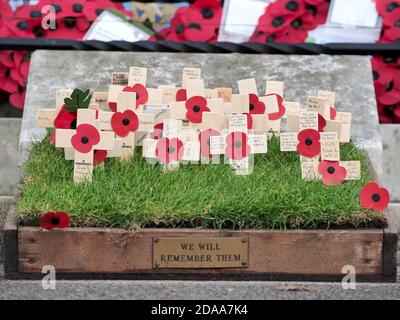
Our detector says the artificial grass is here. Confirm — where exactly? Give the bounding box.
[16,135,386,230]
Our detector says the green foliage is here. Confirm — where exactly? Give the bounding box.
[15,135,386,230]
[64,89,92,112]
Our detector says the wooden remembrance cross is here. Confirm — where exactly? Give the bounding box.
[55,108,115,183]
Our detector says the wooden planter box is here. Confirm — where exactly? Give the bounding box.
[3,208,397,281]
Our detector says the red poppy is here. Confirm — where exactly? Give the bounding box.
[123,84,148,108]
[360,182,390,212]
[374,69,400,105]
[318,114,326,132]
[225,131,251,160]
[39,211,71,230]
[199,128,220,157]
[94,150,107,166]
[268,0,306,17]
[302,0,329,27]
[277,25,309,42]
[330,107,336,120]
[71,123,100,153]
[380,27,400,43]
[318,160,346,186]
[108,102,117,112]
[9,89,26,109]
[256,9,296,34]
[54,105,77,129]
[155,137,184,164]
[111,110,139,137]
[151,123,164,140]
[376,0,400,18]
[185,96,210,123]
[266,94,286,120]
[296,128,321,157]
[249,94,265,114]
[176,88,187,102]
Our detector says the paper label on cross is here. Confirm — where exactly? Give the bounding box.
[182,67,201,88]
[112,72,129,86]
[280,132,298,151]
[320,138,340,161]
[128,67,147,86]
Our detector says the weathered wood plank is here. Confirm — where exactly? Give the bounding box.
[383,210,398,281]
[3,209,18,274]
[18,227,383,276]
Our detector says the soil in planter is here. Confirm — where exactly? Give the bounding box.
[16,135,386,230]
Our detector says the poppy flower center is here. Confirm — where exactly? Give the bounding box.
[249,103,255,110]
[327,166,335,174]
[122,118,130,126]
[385,80,394,92]
[234,140,242,148]
[386,2,399,12]
[396,20,400,27]
[285,1,299,12]
[81,136,89,144]
[201,8,214,19]
[33,26,44,37]
[188,23,201,30]
[266,33,276,43]
[52,4,62,13]
[96,8,104,16]
[193,105,201,112]
[291,18,302,29]
[272,17,285,27]
[175,24,184,35]
[372,193,381,202]
[384,56,397,64]
[30,10,42,18]
[70,118,77,129]
[384,105,395,117]
[306,4,317,16]
[64,17,76,28]
[51,216,60,225]
[73,3,84,13]
[168,146,176,154]
[17,21,29,31]
[305,138,313,146]
[372,71,379,81]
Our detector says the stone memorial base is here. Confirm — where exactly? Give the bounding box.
[5,50,396,281]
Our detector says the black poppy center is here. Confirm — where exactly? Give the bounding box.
[81,136,89,144]
[17,21,29,31]
[372,70,379,81]
[33,26,44,37]
[384,105,395,117]
[395,20,400,27]
[168,146,176,154]
[122,118,130,126]
[51,216,60,225]
[64,17,76,28]
[175,24,184,35]
[285,1,299,12]
[52,3,62,13]
[188,23,201,30]
[201,7,214,19]
[372,193,381,202]
[272,16,285,27]
[234,140,242,148]
[385,80,394,92]
[266,33,276,43]
[30,10,42,19]
[249,103,255,110]
[73,3,84,13]
[95,8,104,16]
[70,118,77,130]
[306,4,317,16]
[327,166,336,174]
[305,138,313,146]
[291,18,302,29]
[193,105,201,112]
[386,2,399,12]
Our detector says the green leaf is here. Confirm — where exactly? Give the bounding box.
[63,88,92,112]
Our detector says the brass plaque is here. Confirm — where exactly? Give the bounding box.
[152,237,248,269]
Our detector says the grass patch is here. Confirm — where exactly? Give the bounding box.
[15,135,385,230]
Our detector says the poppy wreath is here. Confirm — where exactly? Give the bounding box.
[250,0,330,44]
[359,182,390,211]
[39,211,71,230]
[150,0,222,42]
[373,0,400,123]
[155,137,184,164]
[0,0,130,110]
